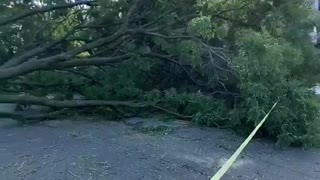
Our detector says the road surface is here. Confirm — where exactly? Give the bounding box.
[0,117,319,180]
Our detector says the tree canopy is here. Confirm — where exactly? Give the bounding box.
[1,0,320,147]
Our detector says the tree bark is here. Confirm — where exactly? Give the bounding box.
[0,94,192,120]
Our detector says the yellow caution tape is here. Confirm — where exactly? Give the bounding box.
[210,102,278,180]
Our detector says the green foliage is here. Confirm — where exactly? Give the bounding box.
[143,88,231,127]
[189,16,215,40]
[134,125,172,136]
[234,29,320,147]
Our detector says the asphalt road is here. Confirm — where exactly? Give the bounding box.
[0,117,319,180]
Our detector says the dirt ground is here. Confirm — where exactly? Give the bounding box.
[0,117,319,180]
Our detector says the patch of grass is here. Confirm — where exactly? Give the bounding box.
[135,125,173,136]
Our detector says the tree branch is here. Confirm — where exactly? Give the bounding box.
[1,29,77,68]
[0,0,143,79]
[0,94,143,108]
[0,1,95,26]
[47,55,130,70]
[143,53,207,87]
[140,8,177,28]
[0,94,192,120]
[57,69,103,86]
[0,36,128,79]
[130,30,192,39]
[0,108,69,122]
[122,0,143,28]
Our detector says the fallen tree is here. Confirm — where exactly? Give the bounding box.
[0,0,320,147]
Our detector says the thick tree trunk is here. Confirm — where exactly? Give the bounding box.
[0,94,192,120]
